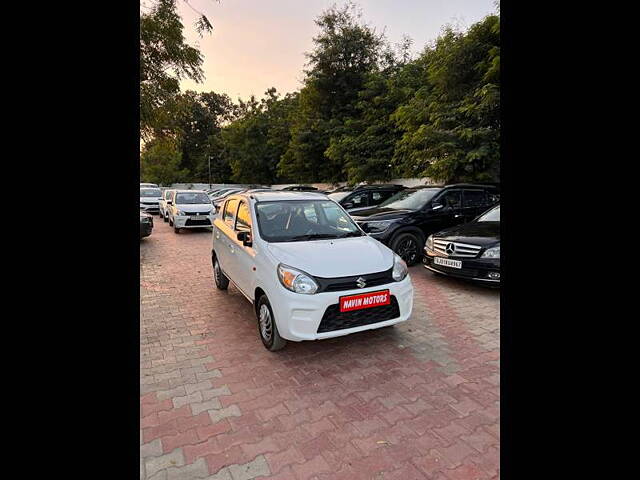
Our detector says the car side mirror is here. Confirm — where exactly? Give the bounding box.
[237,230,252,247]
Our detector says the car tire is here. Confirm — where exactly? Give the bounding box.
[213,255,229,290]
[256,295,287,352]
[391,232,423,266]
[174,226,180,234]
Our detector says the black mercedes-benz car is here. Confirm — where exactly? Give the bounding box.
[351,184,499,266]
[423,204,500,285]
[140,212,153,239]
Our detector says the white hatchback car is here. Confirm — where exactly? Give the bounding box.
[212,191,414,351]
[167,190,215,233]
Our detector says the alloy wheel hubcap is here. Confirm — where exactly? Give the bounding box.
[259,304,273,342]
[397,238,417,262]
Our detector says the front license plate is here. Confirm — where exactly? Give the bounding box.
[434,257,462,269]
[192,215,209,220]
[339,289,391,313]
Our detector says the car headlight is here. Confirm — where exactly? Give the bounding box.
[365,219,395,233]
[481,244,500,259]
[176,210,187,216]
[426,235,434,250]
[392,254,408,282]
[277,264,319,294]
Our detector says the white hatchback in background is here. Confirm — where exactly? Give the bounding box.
[211,191,414,351]
[167,190,215,233]
[159,189,175,222]
[140,187,163,215]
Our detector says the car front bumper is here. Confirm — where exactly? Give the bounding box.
[173,214,214,228]
[140,223,153,238]
[423,248,500,284]
[268,275,414,342]
[140,204,160,213]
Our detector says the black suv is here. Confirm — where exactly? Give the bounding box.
[351,184,499,265]
[327,184,406,212]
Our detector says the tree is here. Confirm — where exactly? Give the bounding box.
[278,2,384,183]
[140,137,189,185]
[140,0,213,139]
[392,15,500,183]
[221,89,297,184]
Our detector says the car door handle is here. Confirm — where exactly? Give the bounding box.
[454,214,463,218]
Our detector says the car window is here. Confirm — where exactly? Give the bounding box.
[371,190,396,203]
[223,199,239,227]
[140,188,162,197]
[255,200,363,242]
[477,205,500,222]
[175,192,210,204]
[437,190,462,208]
[235,202,252,231]
[463,190,488,208]
[379,188,442,210]
[348,191,369,207]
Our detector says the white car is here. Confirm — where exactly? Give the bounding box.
[140,187,163,214]
[167,190,215,233]
[212,191,414,351]
[140,182,159,188]
[159,189,175,222]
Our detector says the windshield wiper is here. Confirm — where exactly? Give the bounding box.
[287,233,340,242]
[337,231,364,238]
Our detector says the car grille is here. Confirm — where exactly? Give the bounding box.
[315,268,394,293]
[433,239,482,258]
[141,201,158,205]
[185,218,212,226]
[184,211,210,216]
[317,296,400,333]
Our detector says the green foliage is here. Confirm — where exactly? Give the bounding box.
[278,2,384,183]
[140,137,189,185]
[141,2,500,186]
[392,15,500,183]
[140,0,211,138]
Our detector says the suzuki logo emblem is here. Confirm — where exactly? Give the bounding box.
[445,243,456,255]
[356,277,367,288]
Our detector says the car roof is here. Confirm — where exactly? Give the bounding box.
[174,189,207,194]
[229,191,327,202]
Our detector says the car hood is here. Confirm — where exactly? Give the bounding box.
[434,221,500,246]
[175,204,213,212]
[140,197,161,203]
[351,207,414,221]
[266,236,394,277]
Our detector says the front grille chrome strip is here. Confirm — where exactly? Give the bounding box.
[432,239,482,258]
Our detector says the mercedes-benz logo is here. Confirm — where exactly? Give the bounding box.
[445,243,456,255]
[356,277,367,288]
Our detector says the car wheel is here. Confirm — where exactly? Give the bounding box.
[391,232,423,266]
[256,295,287,351]
[213,255,229,290]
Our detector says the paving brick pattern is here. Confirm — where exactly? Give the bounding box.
[140,220,499,479]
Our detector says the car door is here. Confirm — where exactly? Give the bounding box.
[214,198,239,279]
[229,200,256,297]
[461,189,490,223]
[427,189,464,233]
[342,191,370,210]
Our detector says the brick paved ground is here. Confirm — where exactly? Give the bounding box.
[140,218,499,480]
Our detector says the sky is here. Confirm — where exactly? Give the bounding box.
[176,0,497,101]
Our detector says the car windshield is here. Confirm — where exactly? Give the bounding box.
[477,205,500,222]
[255,200,364,242]
[140,188,162,197]
[378,188,442,210]
[328,192,351,202]
[175,192,210,204]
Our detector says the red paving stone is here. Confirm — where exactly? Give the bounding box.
[140,218,500,479]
